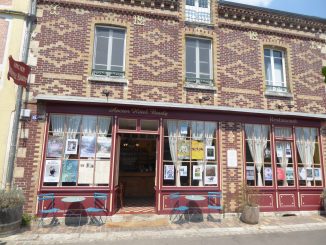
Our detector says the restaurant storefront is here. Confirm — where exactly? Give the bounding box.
[36,97,326,216]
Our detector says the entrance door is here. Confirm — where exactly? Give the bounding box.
[115,133,157,214]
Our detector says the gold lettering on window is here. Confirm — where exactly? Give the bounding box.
[249,31,258,40]
[134,15,145,25]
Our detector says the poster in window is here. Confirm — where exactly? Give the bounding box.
[191,140,204,160]
[276,144,283,158]
[285,145,292,158]
[204,165,217,185]
[78,160,94,184]
[193,165,203,180]
[314,168,322,180]
[277,167,285,180]
[164,165,174,180]
[180,124,188,136]
[61,160,78,183]
[264,167,272,181]
[96,137,111,158]
[299,167,306,180]
[94,160,110,184]
[44,159,61,182]
[246,166,255,180]
[46,136,64,158]
[306,167,313,181]
[179,166,188,177]
[177,140,190,160]
[80,135,96,158]
[65,139,78,155]
[227,149,237,168]
[206,146,215,160]
[286,167,294,181]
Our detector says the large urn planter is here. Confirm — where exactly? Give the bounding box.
[240,205,259,224]
[0,206,23,237]
[0,188,25,237]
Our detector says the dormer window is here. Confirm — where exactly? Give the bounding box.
[185,0,211,24]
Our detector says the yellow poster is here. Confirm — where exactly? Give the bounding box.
[191,140,204,160]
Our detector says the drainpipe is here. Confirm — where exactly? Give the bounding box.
[6,0,37,190]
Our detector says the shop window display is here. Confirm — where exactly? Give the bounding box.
[43,114,112,187]
[163,120,218,187]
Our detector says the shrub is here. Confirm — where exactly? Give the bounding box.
[21,213,34,227]
[0,188,25,210]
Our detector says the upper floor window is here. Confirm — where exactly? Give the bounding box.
[92,26,126,78]
[264,48,288,93]
[186,37,213,86]
[185,0,211,24]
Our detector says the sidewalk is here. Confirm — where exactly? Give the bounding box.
[1,213,326,244]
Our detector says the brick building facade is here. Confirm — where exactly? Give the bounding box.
[17,0,326,216]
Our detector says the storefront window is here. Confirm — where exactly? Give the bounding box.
[245,124,271,187]
[163,120,218,187]
[295,127,322,187]
[43,114,112,187]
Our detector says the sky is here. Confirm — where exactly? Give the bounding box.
[225,0,326,19]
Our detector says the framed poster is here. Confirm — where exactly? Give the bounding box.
[193,165,203,180]
[61,160,78,183]
[227,149,237,168]
[65,139,78,155]
[80,135,96,158]
[78,160,94,184]
[178,140,190,160]
[94,161,110,184]
[306,167,313,181]
[285,144,292,158]
[44,159,61,182]
[314,168,322,180]
[180,124,188,136]
[246,166,255,180]
[264,167,272,181]
[96,137,111,158]
[299,167,306,180]
[276,145,283,158]
[206,146,215,160]
[191,140,204,160]
[286,167,294,181]
[179,166,188,177]
[46,136,64,158]
[164,165,174,180]
[277,167,285,180]
[204,165,217,185]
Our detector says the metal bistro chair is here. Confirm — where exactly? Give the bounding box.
[85,193,108,225]
[37,193,61,227]
[169,192,189,223]
[207,191,223,222]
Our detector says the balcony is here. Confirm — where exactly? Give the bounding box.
[185,0,211,24]
[92,69,125,78]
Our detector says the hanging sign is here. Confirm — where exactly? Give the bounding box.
[7,55,31,87]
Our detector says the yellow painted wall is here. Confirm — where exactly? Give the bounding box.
[0,0,30,188]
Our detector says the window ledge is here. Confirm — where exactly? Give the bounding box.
[184,21,214,27]
[88,76,128,84]
[264,90,293,98]
[184,83,216,91]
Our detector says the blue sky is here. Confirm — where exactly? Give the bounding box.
[225,0,326,19]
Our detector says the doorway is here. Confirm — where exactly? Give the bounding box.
[116,133,157,214]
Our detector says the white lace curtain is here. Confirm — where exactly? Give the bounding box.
[295,127,317,186]
[50,115,64,136]
[245,124,269,186]
[276,142,290,186]
[167,120,180,186]
[98,117,111,135]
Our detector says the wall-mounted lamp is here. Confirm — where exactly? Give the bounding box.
[198,95,210,103]
[102,89,110,101]
[276,104,294,110]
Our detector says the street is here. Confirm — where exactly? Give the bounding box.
[62,229,326,245]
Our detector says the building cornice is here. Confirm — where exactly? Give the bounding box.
[218,0,326,35]
[34,94,326,120]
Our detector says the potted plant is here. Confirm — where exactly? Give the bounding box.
[322,66,326,84]
[0,188,25,237]
[321,188,326,212]
[240,185,260,224]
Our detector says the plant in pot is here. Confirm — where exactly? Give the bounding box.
[0,188,25,237]
[321,188,326,212]
[240,185,260,224]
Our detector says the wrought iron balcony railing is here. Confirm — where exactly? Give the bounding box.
[266,84,289,93]
[185,9,211,24]
[92,69,125,78]
[186,77,213,86]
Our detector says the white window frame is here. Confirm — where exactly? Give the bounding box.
[93,26,126,77]
[186,37,213,86]
[185,0,211,24]
[264,48,287,92]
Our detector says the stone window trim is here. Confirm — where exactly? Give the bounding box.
[184,82,216,91]
[87,75,128,84]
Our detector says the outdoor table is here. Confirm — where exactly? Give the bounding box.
[185,195,206,201]
[185,195,206,220]
[61,196,85,226]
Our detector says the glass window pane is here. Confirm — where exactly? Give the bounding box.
[140,120,158,131]
[119,119,137,130]
[186,0,195,6]
[264,57,272,82]
[199,0,208,8]
[112,29,125,39]
[82,116,97,134]
[274,58,284,83]
[199,39,211,49]
[264,49,270,56]
[273,50,282,58]
[96,27,110,37]
[111,38,124,68]
[275,127,292,138]
[95,36,108,66]
[186,45,196,74]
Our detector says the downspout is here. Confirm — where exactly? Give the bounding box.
[6,0,37,189]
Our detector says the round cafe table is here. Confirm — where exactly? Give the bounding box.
[61,196,85,226]
[185,195,206,201]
